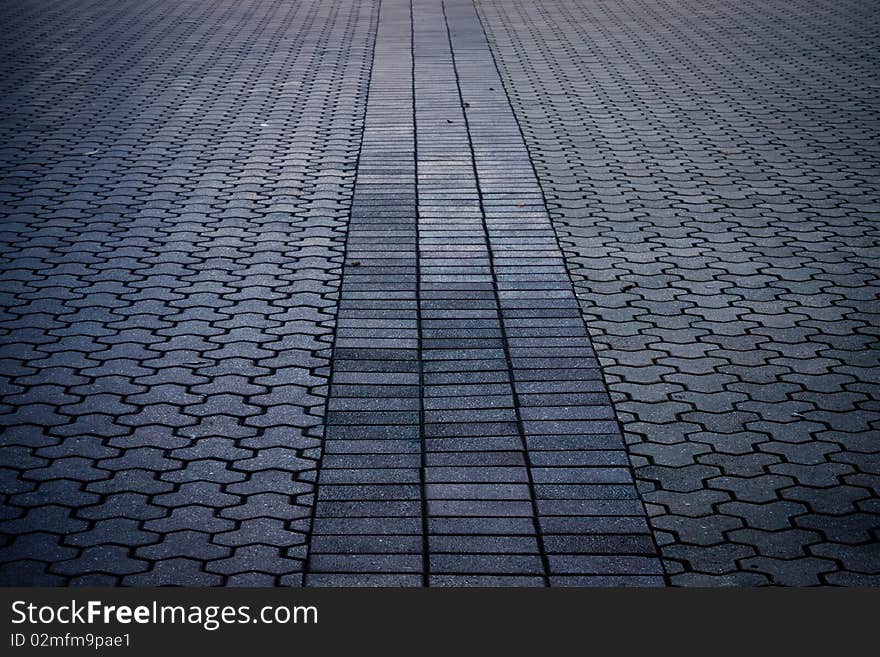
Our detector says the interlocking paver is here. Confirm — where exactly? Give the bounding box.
[476,0,880,585]
[0,0,379,585]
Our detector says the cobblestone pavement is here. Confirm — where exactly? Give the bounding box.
[0,0,379,585]
[1,0,878,587]
[476,0,880,585]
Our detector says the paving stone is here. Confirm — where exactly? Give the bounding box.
[0,0,381,585]
[476,0,880,586]
[4,0,875,588]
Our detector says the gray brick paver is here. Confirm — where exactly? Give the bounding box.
[305,0,660,586]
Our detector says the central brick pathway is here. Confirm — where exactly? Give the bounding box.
[305,0,661,586]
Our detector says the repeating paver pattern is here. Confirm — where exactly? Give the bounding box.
[5,0,876,589]
[0,0,379,585]
[305,0,662,586]
[476,0,880,584]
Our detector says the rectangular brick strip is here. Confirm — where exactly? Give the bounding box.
[305,0,664,586]
[306,0,423,586]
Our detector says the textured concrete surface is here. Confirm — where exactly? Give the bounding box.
[1,0,878,587]
[477,0,880,585]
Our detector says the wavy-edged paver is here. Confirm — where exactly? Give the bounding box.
[476,0,880,585]
[0,0,379,585]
